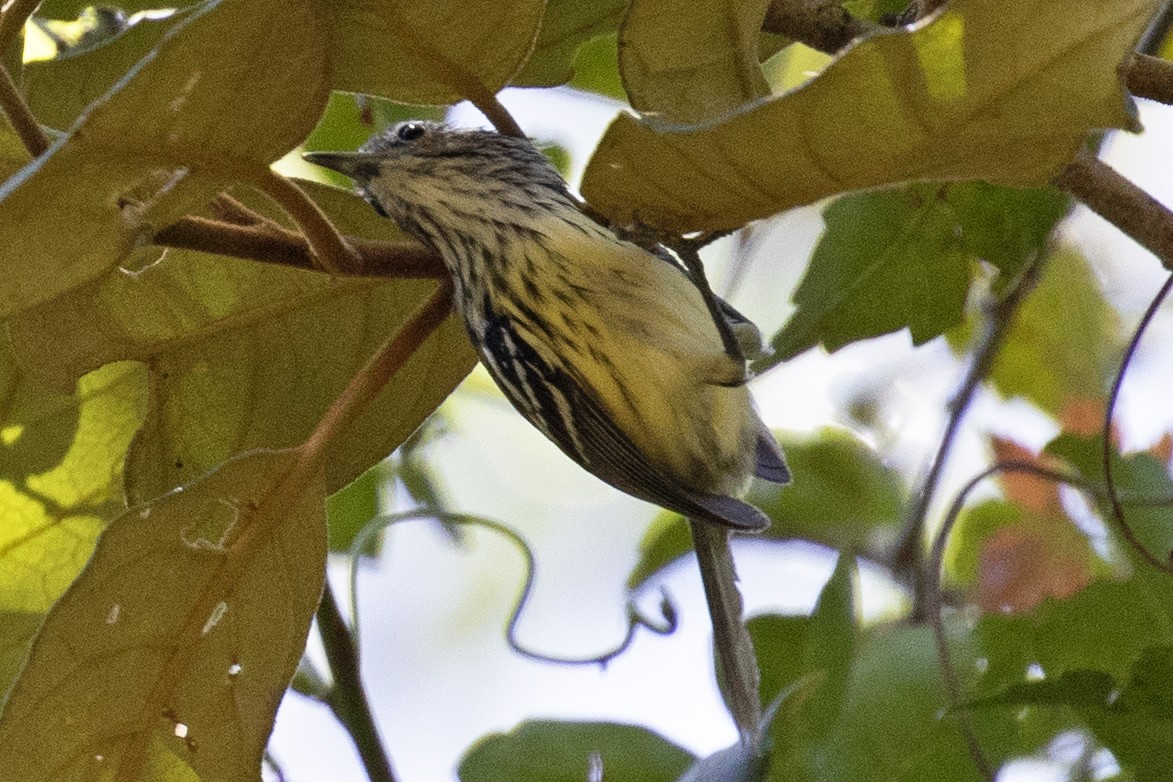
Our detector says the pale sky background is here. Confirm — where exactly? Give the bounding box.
[266,86,1173,782]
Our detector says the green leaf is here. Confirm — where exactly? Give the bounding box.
[458,720,695,782]
[944,499,1022,586]
[770,180,1071,361]
[1086,646,1173,781]
[618,0,770,124]
[512,0,627,88]
[747,427,904,550]
[769,624,1012,782]
[748,615,811,709]
[7,181,476,500]
[982,250,1120,414]
[581,0,1153,233]
[944,181,1071,283]
[568,34,627,100]
[0,0,330,318]
[0,450,327,781]
[771,185,970,359]
[970,668,1117,709]
[0,611,47,706]
[0,117,28,173]
[328,0,545,105]
[970,647,1173,782]
[326,463,387,554]
[626,511,694,590]
[800,554,858,738]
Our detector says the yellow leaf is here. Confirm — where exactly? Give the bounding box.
[0,450,326,782]
[0,341,147,697]
[8,182,475,499]
[582,0,1156,232]
[619,0,771,123]
[0,0,330,318]
[330,0,545,105]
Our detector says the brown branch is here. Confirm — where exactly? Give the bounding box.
[1054,148,1173,272]
[0,0,40,57]
[762,0,882,54]
[471,92,525,139]
[318,581,398,782]
[241,164,363,275]
[209,192,286,230]
[0,61,48,157]
[891,247,1048,618]
[1125,53,1173,106]
[153,216,445,278]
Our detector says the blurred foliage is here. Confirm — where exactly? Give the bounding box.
[950,249,1120,416]
[1,0,1170,780]
[459,720,694,782]
[947,439,1098,614]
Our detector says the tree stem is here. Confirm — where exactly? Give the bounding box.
[153,216,445,277]
[762,0,882,54]
[0,61,47,157]
[318,581,398,782]
[1055,149,1173,272]
[891,251,1047,617]
[1126,54,1173,105]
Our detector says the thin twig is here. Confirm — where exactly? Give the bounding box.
[1101,272,1173,574]
[153,216,445,277]
[304,281,453,454]
[209,192,285,230]
[1137,0,1173,56]
[317,581,398,782]
[762,0,882,54]
[471,92,524,139]
[264,751,290,782]
[1055,149,1173,272]
[674,239,746,364]
[891,251,1049,618]
[280,285,455,781]
[0,61,48,156]
[925,462,1033,782]
[690,521,762,749]
[245,164,363,275]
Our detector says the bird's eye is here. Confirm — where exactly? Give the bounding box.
[396,122,426,141]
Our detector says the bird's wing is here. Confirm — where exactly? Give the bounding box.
[478,311,770,531]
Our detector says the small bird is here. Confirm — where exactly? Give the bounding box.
[304,122,787,530]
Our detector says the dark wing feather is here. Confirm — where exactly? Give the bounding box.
[478,313,769,532]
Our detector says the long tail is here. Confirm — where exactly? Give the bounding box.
[689,520,762,749]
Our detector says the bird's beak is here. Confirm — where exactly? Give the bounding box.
[302,150,381,181]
